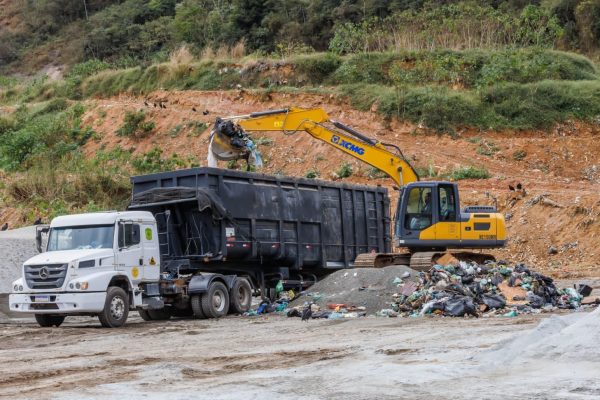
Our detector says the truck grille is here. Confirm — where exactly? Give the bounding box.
[24,264,68,289]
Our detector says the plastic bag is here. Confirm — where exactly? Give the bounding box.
[275,280,284,294]
[526,292,545,308]
[444,296,477,317]
[481,293,506,309]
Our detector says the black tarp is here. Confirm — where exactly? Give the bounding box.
[129,187,229,220]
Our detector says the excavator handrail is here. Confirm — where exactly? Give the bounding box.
[227,107,419,187]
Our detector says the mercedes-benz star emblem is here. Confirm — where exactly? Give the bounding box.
[39,266,50,280]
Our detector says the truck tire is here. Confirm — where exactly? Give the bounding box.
[201,281,229,319]
[148,308,171,320]
[229,278,252,314]
[190,295,206,319]
[98,287,129,328]
[34,314,65,327]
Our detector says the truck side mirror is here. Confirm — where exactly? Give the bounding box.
[117,223,125,250]
[35,225,50,253]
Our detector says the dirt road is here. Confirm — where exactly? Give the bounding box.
[1,310,598,400]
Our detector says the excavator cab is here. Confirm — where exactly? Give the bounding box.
[395,182,505,250]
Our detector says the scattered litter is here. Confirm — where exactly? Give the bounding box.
[391,261,584,318]
[576,284,593,297]
[376,309,398,318]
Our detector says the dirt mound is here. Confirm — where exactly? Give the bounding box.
[291,265,417,314]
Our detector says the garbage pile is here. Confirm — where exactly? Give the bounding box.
[391,261,585,318]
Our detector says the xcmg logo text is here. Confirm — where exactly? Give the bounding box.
[331,135,365,155]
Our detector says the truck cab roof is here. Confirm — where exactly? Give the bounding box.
[51,211,155,228]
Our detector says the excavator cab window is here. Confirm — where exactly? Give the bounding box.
[438,185,457,222]
[404,187,433,230]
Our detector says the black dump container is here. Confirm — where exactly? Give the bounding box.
[129,167,390,277]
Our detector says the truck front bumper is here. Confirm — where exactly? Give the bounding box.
[9,292,107,314]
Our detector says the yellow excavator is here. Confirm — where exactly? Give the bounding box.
[209,107,506,270]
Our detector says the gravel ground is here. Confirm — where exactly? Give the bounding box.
[290,265,417,314]
[0,310,599,399]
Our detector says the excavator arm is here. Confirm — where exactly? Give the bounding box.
[211,107,419,187]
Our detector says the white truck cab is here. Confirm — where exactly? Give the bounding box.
[9,211,161,327]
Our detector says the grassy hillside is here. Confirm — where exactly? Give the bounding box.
[2,49,599,134]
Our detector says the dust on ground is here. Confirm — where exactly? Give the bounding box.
[0,310,599,399]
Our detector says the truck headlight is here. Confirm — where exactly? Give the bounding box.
[70,282,89,290]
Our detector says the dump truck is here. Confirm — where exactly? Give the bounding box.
[9,167,390,327]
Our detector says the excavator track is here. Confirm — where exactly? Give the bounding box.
[354,251,496,271]
[353,253,411,268]
[409,251,442,272]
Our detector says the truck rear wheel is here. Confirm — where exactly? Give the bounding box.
[201,282,229,318]
[34,314,65,327]
[190,295,206,319]
[229,278,252,314]
[98,287,129,328]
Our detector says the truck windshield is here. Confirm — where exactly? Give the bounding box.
[47,225,115,251]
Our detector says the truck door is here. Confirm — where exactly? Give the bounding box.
[435,184,460,241]
[141,223,160,281]
[115,221,143,286]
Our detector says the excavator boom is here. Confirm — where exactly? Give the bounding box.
[215,107,419,187]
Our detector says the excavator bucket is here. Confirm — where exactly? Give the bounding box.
[208,118,262,168]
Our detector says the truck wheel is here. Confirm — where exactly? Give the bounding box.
[34,314,65,327]
[148,308,171,320]
[201,282,229,319]
[138,309,153,321]
[98,287,129,328]
[229,278,252,314]
[190,295,206,319]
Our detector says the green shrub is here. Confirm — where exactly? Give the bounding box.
[131,147,187,174]
[476,140,499,156]
[332,53,396,85]
[366,167,387,179]
[187,121,208,137]
[294,53,342,83]
[513,149,527,160]
[337,162,353,178]
[305,169,320,179]
[445,166,491,180]
[117,110,154,138]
